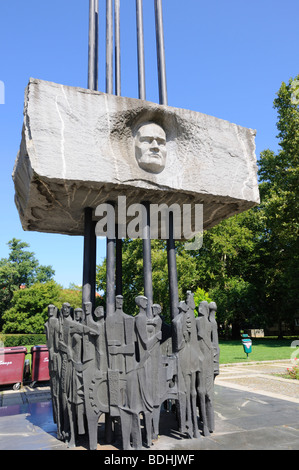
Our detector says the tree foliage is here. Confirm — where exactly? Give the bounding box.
[2,280,83,334]
[255,75,299,335]
[0,239,55,327]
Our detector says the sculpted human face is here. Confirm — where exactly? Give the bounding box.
[135,122,167,174]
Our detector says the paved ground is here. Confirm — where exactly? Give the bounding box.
[0,359,298,451]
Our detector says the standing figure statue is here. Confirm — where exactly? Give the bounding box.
[80,302,109,450]
[45,305,62,440]
[58,303,77,447]
[209,302,220,379]
[105,295,137,450]
[70,308,86,436]
[172,292,200,438]
[134,296,162,447]
[148,303,163,440]
[196,300,215,436]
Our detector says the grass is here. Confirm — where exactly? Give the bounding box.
[219,337,298,364]
[23,337,299,365]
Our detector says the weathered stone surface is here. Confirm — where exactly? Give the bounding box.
[13,78,259,237]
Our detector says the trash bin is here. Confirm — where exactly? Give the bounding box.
[30,345,50,388]
[241,334,252,357]
[0,346,27,390]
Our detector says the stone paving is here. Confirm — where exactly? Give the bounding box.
[215,360,299,403]
[0,360,298,451]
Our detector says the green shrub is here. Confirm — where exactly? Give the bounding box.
[0,334,46,347]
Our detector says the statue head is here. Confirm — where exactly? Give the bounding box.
[178,301,188,314]
[94,305,105,320]
[83,302,93,316]
[115,295,124,310]
[186,291,196,311]
[135,295,148,311]
[198,300,209,318]
[48,304,57,318]
[74,308,83,323]
[135,122,167,174]
[152,303,162,317]
[61,302,71,318]
[208,301,217,321]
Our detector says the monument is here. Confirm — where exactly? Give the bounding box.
[13,0,259,450]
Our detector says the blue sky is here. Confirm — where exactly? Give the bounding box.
[0,0,298,288]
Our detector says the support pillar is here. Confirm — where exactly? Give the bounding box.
[167,211,179,320]
[142,202,153,318]
[106,208,116,317]
[82,208,97,310]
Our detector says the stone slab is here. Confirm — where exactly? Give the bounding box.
[13,78,260,237]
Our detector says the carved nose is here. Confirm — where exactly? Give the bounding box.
[150,139,159,151]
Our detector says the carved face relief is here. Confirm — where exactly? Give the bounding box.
[62,303,71,318]
[135,122,167,174]
[74,308,83,323]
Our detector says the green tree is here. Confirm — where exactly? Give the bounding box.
[0,239,55,327]
[193,287,213,309]
[255,75,299,336]
[2,281,83,334]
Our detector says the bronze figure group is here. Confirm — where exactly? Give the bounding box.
[45,291,219,450]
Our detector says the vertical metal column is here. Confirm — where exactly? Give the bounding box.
[88,0,99,90]
[115,0,123,296]
[106,0,114,94]
[136,0,146,100]
[154,0,168,106]
[167,212,179,319]
[142,202,153,318]
[115,0,121,96]
[106,235,116,316]
[136,2,153,316]
[155,0,179,320]
[82,208,97,309]
[83,0,99,309]
[115,225,123,296]
[105,1,116,316]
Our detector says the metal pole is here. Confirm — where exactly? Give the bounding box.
[136,2,152,314]
[105,0,114,314]
[106,237,116,316]
[106,204,116,316]
[82,208,97,310]
[154,0,178,320]
[167,212,179,320]
[106,0,113,94]
[114,0,123,296]
[88,0,99,90]
[115,226,123,296]
[142,202,153,317]
[136,0,146,100]
[83,1,99,309]
[154,0,168,105]
[115,0,121,96]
